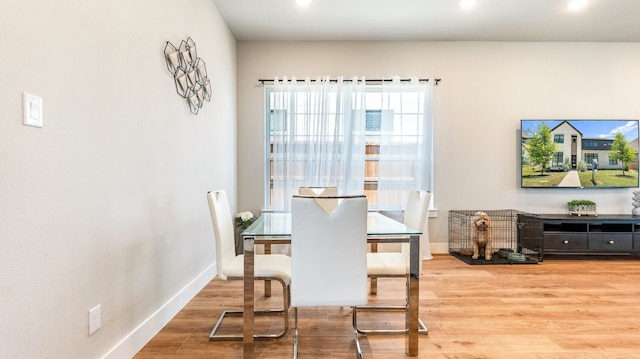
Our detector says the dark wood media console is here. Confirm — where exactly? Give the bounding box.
[518,213,640,261]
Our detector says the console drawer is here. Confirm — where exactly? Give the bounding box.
[589,233,633,251]
[634,234,640,250]
[544,233,587,250]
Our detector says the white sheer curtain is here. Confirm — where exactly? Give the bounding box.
[270,76,367,212]
[373,77,434,259]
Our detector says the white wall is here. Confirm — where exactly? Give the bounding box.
[237,41,640,252]
[0,1,236,358]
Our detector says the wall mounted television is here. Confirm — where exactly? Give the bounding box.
[521,119,639,188]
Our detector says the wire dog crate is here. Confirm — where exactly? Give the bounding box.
[448,209,539,264]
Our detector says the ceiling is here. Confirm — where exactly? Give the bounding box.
[211,0,640,42]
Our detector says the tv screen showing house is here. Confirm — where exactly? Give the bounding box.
[521,119,640,188]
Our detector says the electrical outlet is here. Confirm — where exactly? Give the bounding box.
[89,304,101,336]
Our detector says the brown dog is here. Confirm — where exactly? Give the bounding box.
[472,211,492,260]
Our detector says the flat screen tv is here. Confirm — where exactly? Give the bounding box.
[521,119,639,188]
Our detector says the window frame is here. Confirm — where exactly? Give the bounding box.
[584,153,599,166]
[554,134,564,144]
[552,152,564,167]
[263,84,433,211]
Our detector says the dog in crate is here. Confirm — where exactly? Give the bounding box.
[471,211,493,260]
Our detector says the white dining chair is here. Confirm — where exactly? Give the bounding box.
[354,190,430,335]
[207,190,292,341]
[291,194,368,359]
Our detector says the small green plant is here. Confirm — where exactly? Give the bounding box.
[567,199,596,207]
[235,211,255,229]
[567,199,597,216]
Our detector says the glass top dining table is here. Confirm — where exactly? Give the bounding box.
[240,212,422,357]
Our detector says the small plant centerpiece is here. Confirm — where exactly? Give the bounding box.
[235,210,255,230]
[567,199,597,216]
[233,211,256,255]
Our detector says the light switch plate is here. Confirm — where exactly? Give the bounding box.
[23,92,43,128]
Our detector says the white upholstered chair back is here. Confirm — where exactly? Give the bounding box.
[291,195,368,307]
[207,190,237,280]
[401,191,431,257]
[297,186,339,212]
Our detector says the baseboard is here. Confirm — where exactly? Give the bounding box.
[431,242,449,255]
[100,261,217,359]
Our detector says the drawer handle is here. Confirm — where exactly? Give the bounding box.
[608,240,615,245]
[563,240,569,244]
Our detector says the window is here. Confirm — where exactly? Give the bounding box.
[365,110,382,131]
[552,152,563,167]
[264,78,433,211]
[269,109,287,131]
[554,134,564,144]
[584,153,598,166]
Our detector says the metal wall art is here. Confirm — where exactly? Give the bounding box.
[164,37,212,115]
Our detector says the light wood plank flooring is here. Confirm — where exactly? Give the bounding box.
[135,254,640,358]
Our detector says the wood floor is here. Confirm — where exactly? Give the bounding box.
[135,254,640,359]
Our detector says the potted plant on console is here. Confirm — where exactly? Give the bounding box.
[567,199,597,217]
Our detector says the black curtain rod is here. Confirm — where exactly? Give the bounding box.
[258,78,441,85]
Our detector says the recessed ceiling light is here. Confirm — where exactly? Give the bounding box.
[459,0,477,10]
[296,0,312,6]
[567,0,589,10]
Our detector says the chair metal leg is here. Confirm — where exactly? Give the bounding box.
[209,277,289,341]
[354,331,363,359]
[293,307,299,359]
[209,308,290,340]
[354,275,428,335]
[353,304,428,335]
[352,307,364,359]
